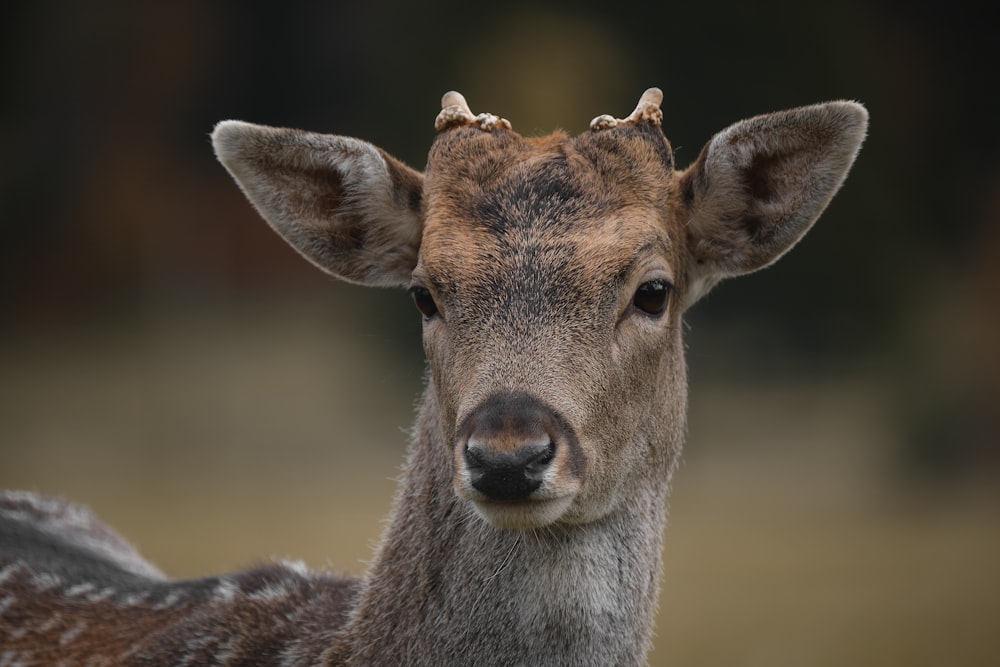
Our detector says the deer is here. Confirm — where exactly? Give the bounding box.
[0,88,866,665]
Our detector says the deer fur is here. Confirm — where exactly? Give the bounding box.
[0,89,867,665]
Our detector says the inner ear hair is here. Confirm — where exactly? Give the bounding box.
[683,101,868,296]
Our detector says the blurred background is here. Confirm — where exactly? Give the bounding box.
[1,0,997,664]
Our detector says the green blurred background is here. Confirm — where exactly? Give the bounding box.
[1,1,998,664]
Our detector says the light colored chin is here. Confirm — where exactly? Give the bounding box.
[471,495,576,530]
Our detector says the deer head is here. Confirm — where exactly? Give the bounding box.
[212,89,867,531]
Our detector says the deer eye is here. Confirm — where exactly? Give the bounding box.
[632,280,671,316]
[410,286,439,319]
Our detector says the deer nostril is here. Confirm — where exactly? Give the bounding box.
[464,443,486,469]
[525,442,555,473]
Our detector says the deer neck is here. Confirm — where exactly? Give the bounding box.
[331,387,672,667]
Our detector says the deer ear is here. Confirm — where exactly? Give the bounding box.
[680,101,867,301]
[212,121,424,287]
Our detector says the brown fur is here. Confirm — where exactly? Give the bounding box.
[1,90,867,665]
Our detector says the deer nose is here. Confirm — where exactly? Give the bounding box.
[457,392,569,503]
[464,439,555,501]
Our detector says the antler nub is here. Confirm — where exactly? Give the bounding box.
[435,91,512,133]
[590,87,664,131]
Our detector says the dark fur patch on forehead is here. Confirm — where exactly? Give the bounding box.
[424,122,674,238]
[419,122,682,308]
[472,151,597,236]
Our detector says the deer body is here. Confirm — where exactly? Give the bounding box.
[0,89,866,665]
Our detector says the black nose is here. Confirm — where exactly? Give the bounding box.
[458,392,566,502]
[465,440,555,501]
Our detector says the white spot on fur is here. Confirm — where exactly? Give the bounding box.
[36,612,62,633]
[65,583,96,597]
[86,588,116,603]
[120,592,148,607]
[152,591,183,610]
[0,563,21,584]
[247,582,291,602]
[213,578,237,602]
[59,621,86,645]
[30,572,62,591]
[279,559,310,576]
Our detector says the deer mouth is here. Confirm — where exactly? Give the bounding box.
[465,493,578,530]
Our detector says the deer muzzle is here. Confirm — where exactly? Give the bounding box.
[453,392,585,528]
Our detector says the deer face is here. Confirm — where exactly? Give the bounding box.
[212,89,866,530]
[415,121,687,528]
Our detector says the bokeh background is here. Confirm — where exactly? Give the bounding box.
[2,1,998,664]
